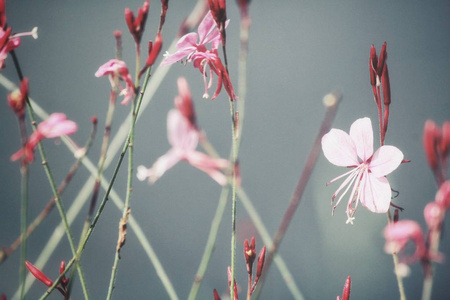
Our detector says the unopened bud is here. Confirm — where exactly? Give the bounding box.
[382,64,391,105]
[377,42,387,76]
[424,202,443,230]
[25,261,53,287]
[213,289,221,300]
[369,45,378,87]
[440,121,450,160]
[256,246,266,278]
[342,276,351,300]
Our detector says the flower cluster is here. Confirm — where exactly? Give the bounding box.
[321,117,403,224]
[161,11,236,101]
[137,77,229,185]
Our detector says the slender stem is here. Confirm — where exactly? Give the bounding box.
[18,115,29,300]
[387,211,407,300]
[254,92,341,298]
[10,49,90,300]
[229,99,238,300]
[187,187,230,300]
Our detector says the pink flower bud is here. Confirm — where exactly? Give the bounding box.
[440,121,450,160]
[25,261,53,287]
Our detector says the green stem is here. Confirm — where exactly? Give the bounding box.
[16,112,29,300]
[188,187,230,300]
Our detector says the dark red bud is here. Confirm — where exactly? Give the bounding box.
[342,276,351,300]
[394,209,399,223]
[377,42,387,76]
[256,246,266,278]
[25,261,53,287]
[382,64,391,106]
[147,33,163,66]
[423,120,439,170]
[369,45,378,87]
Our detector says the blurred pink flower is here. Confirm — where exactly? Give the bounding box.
[11,113,78,163]
[321,117,403,224]
[137,110,229,185]
[174,77,196,127]
[95,59,135,105]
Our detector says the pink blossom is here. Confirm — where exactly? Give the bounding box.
[161,11,224,66]
[137,110,229,185]
[11,113,78,163]
[161,11,236,100]
[95,59,135,105]
[321,117,403,224]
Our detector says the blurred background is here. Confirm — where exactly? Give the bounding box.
[1,0,450,299]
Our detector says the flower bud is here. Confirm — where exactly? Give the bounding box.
[25,261,53,287]
[435,180,450,209]
[423,120,439,171]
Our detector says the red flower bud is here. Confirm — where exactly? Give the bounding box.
[369,45,378,87]
[341,276,351,300]
[377,42,387,76]
[382,64,390,106]
[244,237,256,274]
[125,1,150,45]
[256,246,266,278]
[25,261,53,287]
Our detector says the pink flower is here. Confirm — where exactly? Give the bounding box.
[0,26,38,69]
[321,117,403,224]
[161,11,224,66]
[11,113,78,163]
[137,109,229,185]
[161,11,236,100]
[95,59,135,105]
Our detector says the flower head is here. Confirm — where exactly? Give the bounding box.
[95,59,135,105]
[321,117,403,224]
[137,109,228,185]
[161,11,236,100]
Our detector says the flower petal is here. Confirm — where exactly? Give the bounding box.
[349,117,373,162]
[322,128,358,166]
[369,145,404,177]
[167,110,199,150]
[360,172,391,213]
[144,149,183,184]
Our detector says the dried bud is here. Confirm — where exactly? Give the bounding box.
[7,78,28,117]
[393,209,399,223]
[25,261,53,287]
[159,0,169,33]
[423,120,439,171]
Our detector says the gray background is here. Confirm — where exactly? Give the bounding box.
[1,0,450,299]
